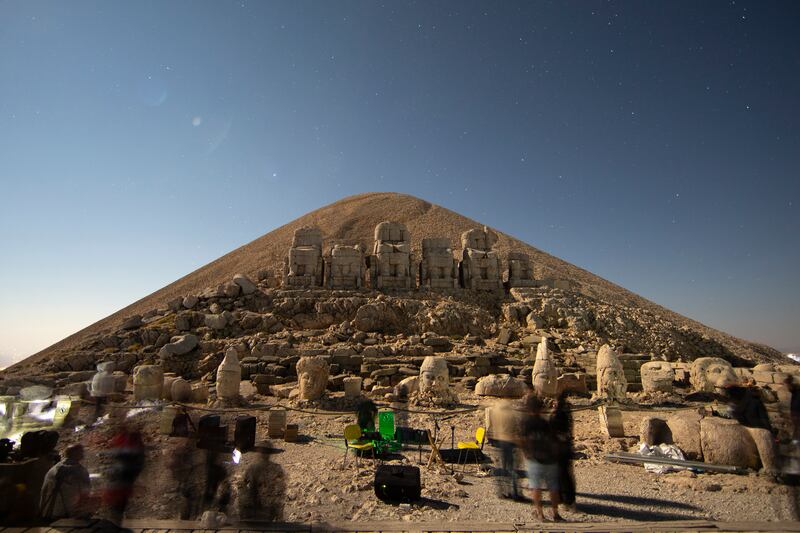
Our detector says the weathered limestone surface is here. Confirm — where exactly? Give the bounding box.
[284,227,324,288]
[459,227,503,291]
[596,344,627,401]
[90,361,115,398]
[370,221,414,289]
[419,238,458,289]
[666,410,703,460]
[699,417,760,469]
[640,361,675,393]
[325,245,365,289]
[690,357,737,392]
[475,374,527,398]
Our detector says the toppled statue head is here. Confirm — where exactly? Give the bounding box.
[419,356,449,393]
[596,344,627,401]
[295,356,330,400]
[640,361,675,393]
[690,357,737,393]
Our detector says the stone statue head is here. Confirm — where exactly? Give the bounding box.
[596,344,627,401]
[532,340,558,398]
[419,356,449,394]
[461,226,498,251]
[640,361,674,393]
[690,357,737,393]
[295,356,330,400]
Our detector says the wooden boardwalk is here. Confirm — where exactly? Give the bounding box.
[2,519,797,533]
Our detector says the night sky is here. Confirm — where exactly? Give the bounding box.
[0,1,798,366]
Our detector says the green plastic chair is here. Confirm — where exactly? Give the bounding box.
[378,410,395,441]
[377,410,401,453]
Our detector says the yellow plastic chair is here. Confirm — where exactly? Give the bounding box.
[343,423,375,470]
[456,426,486,472]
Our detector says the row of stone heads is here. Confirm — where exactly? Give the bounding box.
[284,222,541,290]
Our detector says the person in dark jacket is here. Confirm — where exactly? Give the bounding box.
[519,394,561,522]
[552,392,576,511]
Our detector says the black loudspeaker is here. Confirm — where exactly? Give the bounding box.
[395,427,428,445]
[197,414,226,449]
[374,464,421,502]
[234,415,256,452]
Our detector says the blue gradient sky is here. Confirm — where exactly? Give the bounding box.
[1,1,798,367]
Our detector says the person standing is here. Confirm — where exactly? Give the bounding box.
[40,444,91,521]
[486,399,520,499]
[552,392,576,511]
[104,424,145,526]
[519,394,561,522]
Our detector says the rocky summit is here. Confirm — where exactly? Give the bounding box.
[0,192,782,391]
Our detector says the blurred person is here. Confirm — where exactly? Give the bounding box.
[203,449,231,513]
[725,385,773,432]
[486,399,520,500]
[519,394,561,522]
[786,376,800,441]
[169,437,200,520]
[552,392,576,511]
[237,448,286,522]
[103,424,145,526]
[40,444,91,521]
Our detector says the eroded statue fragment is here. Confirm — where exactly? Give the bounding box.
[369,221,414,289]
[459,226,503,291]
[532,340,558,398]
[325,244,366,289]
[640,361,675,393]
[283,226,324,288]
[596,344,627,401]
[419,238,458,289]
[295,356,330,400]
[690,357,737,393]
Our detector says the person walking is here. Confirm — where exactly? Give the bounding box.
[552,392,576,511]
[520,394,561,522]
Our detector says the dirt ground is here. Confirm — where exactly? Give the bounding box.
[53,393,799,525]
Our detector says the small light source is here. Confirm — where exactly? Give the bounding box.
[232,448,242,464]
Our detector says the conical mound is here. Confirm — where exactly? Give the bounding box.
[5,192,782,374]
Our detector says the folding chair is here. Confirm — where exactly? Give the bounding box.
[343,423,375,470]
[456,426,486,472]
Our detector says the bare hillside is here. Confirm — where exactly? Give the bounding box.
[6,192,781,373]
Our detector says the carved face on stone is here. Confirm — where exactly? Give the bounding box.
[296,356,330,400]
[690,357,737,393]
[596,345,627,401]
[419,356,449,394]
[640,361,674,393]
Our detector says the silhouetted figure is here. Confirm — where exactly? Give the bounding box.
[786,376,800,441]
[356,399,378,433]
[104,425,145,526]
[726,385,773,432]
[203,449,231,513]
[486,399,520,499]
[520,394,561,522]
[40,444,91,521]
[169,437,200,520]
[552,392,576,510]
[238,449,286,522]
